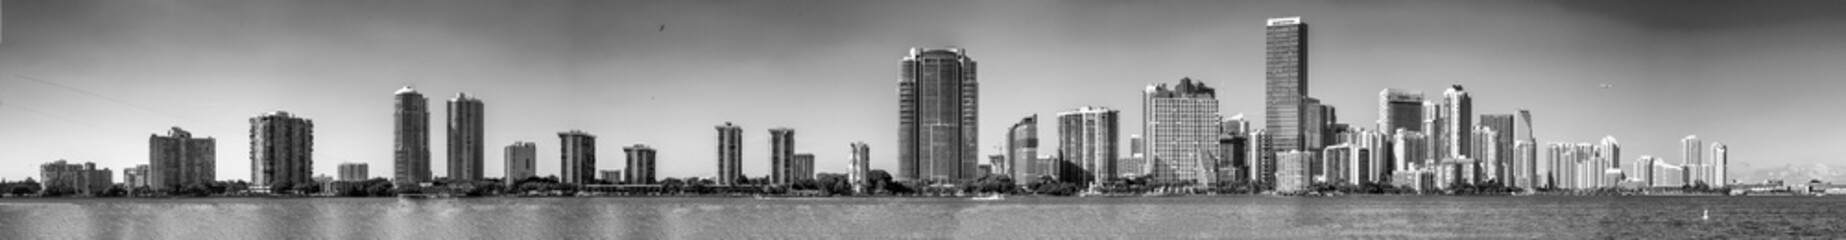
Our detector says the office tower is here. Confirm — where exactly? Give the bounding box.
[1144,78,1222,185]
[337,163,368,181]
[1249,129,1274,185]
[1275,150,1312,193]
[770,128,796,184]
[447,93,485,181]
[1711,143,1728,187]
[123,165,149,189]
[1479,114,1515,183]
[793,153,816,181]
[1223,114,1251,136]
[149,127,215,191]
[1681,135,1705,185]
[1469,126,1498,183]
[1422,101,1445,165]
[558,130,596,184]
[250,111,314,190]
[39,160,112,195]
[1441,85,1472,159]
[393,86,431,185]
[600,170,623,184]
[1378,89,1425,133]
[1264,16,1309,153]
[1059,106,1119,184]
[716,122,743,186]
[624,144,657,185]
[1513,140,1536,190]
[849,142,870,193]
[504,141,537,183]
[1515,110,1537,188]
[1218,134,1250,184]
[1303,98,1321,150]
[1007,116,1038,179]
[898,47,978,181]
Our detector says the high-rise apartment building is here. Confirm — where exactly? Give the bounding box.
[149,127,214,191]
[337,163,368,181]
[898,47,978,181]
[1007,116,1038,179]
[1681,135,1706,185]
[1441,85,1473,159]
[559,130,596,184]
[624,144,657,185]
[1275,150,1312,193]
[1479,114,1515,183]
[1264,16,1309,153]
[1144,78,1222,184]
[792,153,815,181]
[769,128,796,185]
[716,122,743,185]
[123,165,149,189]
[1512,140,1536,190]
[40,160,112,195]
[1711,143,1728,187]
[250,111,314,190]
[1392,129,1429,174]
[1058,106,1119,184]
[504,141,536,183]
[849,142,870,193]
[393,86,431,185]
[447,93,485,181]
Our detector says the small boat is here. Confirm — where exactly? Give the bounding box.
[971,194,1004,201]
[1701,208,1710,221]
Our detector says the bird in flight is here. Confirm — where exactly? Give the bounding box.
[659,25,666,32]
[1599,83,1612,89]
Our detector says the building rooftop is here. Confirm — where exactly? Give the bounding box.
[395,86,418,95]
[1267,17,1302,26]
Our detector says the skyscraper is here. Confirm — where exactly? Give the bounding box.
[558,130,596,184]
[1303,98,1325,150]
[1144,78,1222,184]
[1681,135,1706,185]
[1392,129,1429,173]
[39,160,112,196]
[1479,114,1515,183]
[1378,89,1425,133]
[123,165,149,189]
[1249,129,1274,185]
[770,128,796,185]
[1711,143,1728,187]
[149,127,214,192]
[338,163,368,181]
[624,144,657,185]
[1441,85,1473,159]
[393,86,430,185]
[1597,136,1621,186]
[1264,16,1309,153]
[1007,116,1038,179]
[898,47,978,181]
[1513,140,1536,190]
[448,93,485,181]
[1058,106,1119,184]
[1275,150,1312,193]
[504,141,536,183]
[250,111,314,190]
[716,122,743,186]
[849,142,870,193]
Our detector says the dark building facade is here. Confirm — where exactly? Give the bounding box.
[559,130,596,184]
[770,128,796,185]
[393,86,430,184]
[250,111,314,190]
[1264,17,1309,153]
[898,47,978,181]
[1006,115,1038,179]
[716,122,743,186]
[447,93,485,181]
[149,127,214,191]
[624,144,657,185]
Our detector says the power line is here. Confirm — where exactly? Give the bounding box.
[12,74,237,132]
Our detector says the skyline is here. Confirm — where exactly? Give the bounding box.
[3,1,1846,182]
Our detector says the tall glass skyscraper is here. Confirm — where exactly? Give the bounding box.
[1006,115,1038,179]
[1441,85,1473,160]
[1378,89,1424,134]
[447,93,485,181]
[1265,16,1309,153]
[1143,78,1221,184]
[393,86,430,185]
[1057,106,1119,184]
[898,47,978,181]
[1479,114,1515,183]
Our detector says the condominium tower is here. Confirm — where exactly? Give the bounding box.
[393,86,431,184]
[559,130,596,184]
[1144,78,1222,184]
[149,127,215,191]
[716,122,743,185]
[898,47,979,181]
[1058,106,1119,184]
[448,93,485,181]
[250,111,314,189]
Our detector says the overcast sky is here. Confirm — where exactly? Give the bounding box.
[2,0,1843,182]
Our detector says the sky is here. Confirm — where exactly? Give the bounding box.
[1,0,1843,182]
